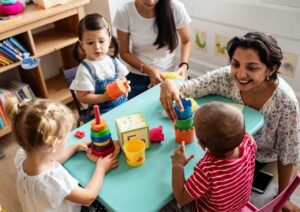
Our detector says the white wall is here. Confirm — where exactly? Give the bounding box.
[183,0,300,100]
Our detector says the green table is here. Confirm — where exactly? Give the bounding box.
[64,84,264,212]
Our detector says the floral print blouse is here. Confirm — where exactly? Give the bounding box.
[179,66,300,166]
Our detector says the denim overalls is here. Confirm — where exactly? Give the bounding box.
[82,56,127,116]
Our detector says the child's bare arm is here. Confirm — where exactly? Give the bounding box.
[172,142,194,205]
[76,90,111,104]
[58,141,90,164]
[65,153,118,205]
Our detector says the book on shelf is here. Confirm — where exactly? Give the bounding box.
[0,48,17,63]
[8,37,28,54]
[0,43,23,61]
[8,81,35,100]
[0,115,4,129]
[2,40,23,58]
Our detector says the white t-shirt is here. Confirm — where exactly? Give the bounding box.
[113,0,191,75]
[14,149,81,212]
[70,56,129,108]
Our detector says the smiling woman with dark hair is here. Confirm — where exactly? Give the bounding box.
[160,32,300,211]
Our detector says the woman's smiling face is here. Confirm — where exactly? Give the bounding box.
[230,48,273,92]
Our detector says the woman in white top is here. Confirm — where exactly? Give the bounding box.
[160,32,300,211]
[113,0,191,99]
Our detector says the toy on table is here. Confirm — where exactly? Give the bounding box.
[161,97,199,118]
[75,130,85,139]
[161,72,184,80]
[115,113,150,149]
[0,0,24,16]
[86,105,117,162]
[123,138,146,167]
[106,79,130,100]
[174,98,195,144]
[149,126,164,143]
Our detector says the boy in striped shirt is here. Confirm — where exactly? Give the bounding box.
[162,102,256,212]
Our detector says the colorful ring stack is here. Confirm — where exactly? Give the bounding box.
[174,98,195,144]
[88,105,115,160]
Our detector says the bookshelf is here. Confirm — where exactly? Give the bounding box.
[0,0,89,137]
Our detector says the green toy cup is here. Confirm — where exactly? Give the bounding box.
[175,117,193,130]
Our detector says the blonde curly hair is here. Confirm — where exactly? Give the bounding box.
[5,97,75,152]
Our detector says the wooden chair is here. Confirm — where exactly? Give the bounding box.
[61,67,92,127]
[241,172,300,212]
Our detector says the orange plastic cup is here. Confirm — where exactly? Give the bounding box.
[174,127,195,144]
[106,79,129,99]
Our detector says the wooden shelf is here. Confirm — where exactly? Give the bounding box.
[0,0,89,137]
[34,28,78,57]
[0,126,11,137]
[0,62,22,74]
[46,74,72,104]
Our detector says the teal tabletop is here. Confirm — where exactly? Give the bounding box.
[64,83,264,212]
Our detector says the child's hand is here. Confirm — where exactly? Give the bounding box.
[76,141,91,153]
[171,142,194,167]
[96,154,118,173]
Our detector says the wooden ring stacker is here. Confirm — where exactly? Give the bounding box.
[91,119,107,131]
[86,141,121,162]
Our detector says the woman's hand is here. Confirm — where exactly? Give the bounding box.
[144,65,164,88]
[160,80,183,121]
[175,66,188,79]
[282,200,300,212]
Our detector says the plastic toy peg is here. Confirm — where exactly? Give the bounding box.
[93,105,101,124]
[106,79,130,100]
[75,130,85,139]
[149,126,165,143]
[174,98,192,120]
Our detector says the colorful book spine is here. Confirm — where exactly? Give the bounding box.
[3,40,23,58]
[0,107,7,127]
[0,116,4,129]
[8,37,28,54]
[0,49,17,62]
[0,43,22,61]
[0,57,11,65]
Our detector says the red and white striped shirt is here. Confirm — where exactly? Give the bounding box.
[184,133,256,212]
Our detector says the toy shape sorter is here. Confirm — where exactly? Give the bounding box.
[115,113,150,149]
[86,105,116,162]
[174,98,195,144]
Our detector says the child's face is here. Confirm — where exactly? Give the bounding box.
[81,28,111,61]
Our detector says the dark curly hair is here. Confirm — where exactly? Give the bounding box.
[227,32,283,81]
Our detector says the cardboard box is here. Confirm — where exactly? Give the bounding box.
[115,113,150,149]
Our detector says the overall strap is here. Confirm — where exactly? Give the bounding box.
[110,56,120,76]
[81,60,98,80]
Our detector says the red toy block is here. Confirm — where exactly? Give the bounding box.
[75,131,85,139]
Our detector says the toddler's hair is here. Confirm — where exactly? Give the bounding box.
[194,102,245,157]
[5,97,74,152]
[73,13,119,62]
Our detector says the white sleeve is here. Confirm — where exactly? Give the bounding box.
[69,63,94,92]
[44,164,79,208]
[116,58,129,79]
[172,0,192,29]
[113,4,130,33]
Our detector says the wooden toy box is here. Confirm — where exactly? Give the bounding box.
[115,113,150,149]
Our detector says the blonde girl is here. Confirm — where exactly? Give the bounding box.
[6,97,119,212]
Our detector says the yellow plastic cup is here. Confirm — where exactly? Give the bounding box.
[123,139,146,167]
